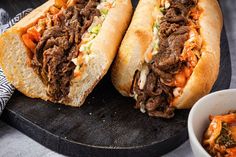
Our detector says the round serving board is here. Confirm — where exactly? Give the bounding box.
[1,0,231,157]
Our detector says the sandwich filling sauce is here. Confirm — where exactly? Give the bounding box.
[22,0,115,102]
[132,0,202,118]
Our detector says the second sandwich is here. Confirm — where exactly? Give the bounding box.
[0,0,132,106]
[112,0,223,118]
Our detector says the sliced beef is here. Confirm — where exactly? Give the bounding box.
[172,26,189,34]
[44,36,70,50]
[165,8,187,23]
[171,2,189,16]
[145,96,162,112]
[170,0,197,6]
[80,0,99,17]
[132,70,141,95]
[152,51,179,71]
[41,46,76,101]
[167,27,189,54]
[148,107,175,118]
[145,72,159,97]
[132,0,197,118]
[152,26,189,71]
[167,62,183,74]
[31,0,101,101]
[34,26,66,66]
[132,71,147,109]
[151,64,173,80]
[159,22,180,38]
[167,15,186,23]
[80,0,101,35]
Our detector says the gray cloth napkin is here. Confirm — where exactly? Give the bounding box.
[0,8,32,115]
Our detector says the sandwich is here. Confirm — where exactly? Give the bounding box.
[0,0,132,106]
[111,0,223,118]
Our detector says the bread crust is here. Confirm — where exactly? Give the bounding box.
[0,0,132,107]
[173,0,223,108]
[67,0,133,106]
[0,0,54,102]
[111,0,157,96]
[111,0,223,109]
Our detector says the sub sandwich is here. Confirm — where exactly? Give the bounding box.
[0,0,132,106]
[112,0,223,118]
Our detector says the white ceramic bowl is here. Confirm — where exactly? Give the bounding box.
[188,89,236,157]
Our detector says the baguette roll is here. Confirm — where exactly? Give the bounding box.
[112,0,222,118]
[0,0,132,107]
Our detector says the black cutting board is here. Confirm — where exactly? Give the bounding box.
[1,0,232,157]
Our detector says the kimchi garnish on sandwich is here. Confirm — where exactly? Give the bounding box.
[21,0,115,101]
[132,0,202,118]
[0,0,132,106]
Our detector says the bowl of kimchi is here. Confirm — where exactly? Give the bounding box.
[188,89,236,157]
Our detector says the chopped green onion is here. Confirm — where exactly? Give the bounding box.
[80,42,92,52]
[89,24,102,35]
[153,41,159,51]
[153,22,160,30]
[86,43,92,51]
[160,7,165,14]
[100,8,109,15]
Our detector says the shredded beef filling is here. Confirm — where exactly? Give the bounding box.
[31,0,100,101]
[133,0,197,118]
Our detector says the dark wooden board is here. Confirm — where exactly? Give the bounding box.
[0,0,232,157]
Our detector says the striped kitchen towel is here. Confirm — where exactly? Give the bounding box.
[0,8,32,115]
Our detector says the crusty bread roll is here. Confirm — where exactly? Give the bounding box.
[112,0,156,96]
[112,0,222,117]
[0,0,132,107]
[173,0,222,109]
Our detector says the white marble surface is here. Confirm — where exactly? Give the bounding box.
[0,1,235,156]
